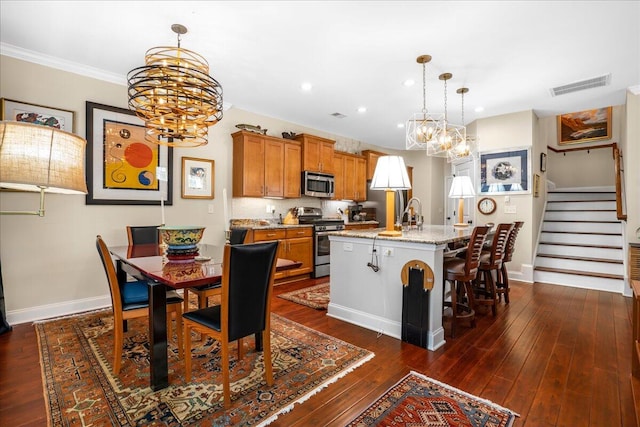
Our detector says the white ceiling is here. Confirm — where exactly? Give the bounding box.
[1,1,638,150]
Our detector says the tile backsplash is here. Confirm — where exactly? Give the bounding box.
[231,197,354,222]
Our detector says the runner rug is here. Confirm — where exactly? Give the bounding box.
[346,371,518,427]
[278,283,330,309]
[35,309,373,426]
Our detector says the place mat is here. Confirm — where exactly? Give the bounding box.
[278,283,330,310]
[35,309,373,426]
[347,371,518,426]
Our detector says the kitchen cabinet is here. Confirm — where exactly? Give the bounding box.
[334,152,366,201]
[295,134,335,174]
[232,131,301,198]
[362,149,387,181]
[252,227,313,280]
[345,222,378,230]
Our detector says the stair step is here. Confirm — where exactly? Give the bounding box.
[539,242,623,250]
[541,230,621,236]
[542,221,622,234]
[534,266,623,280]
[539,232,622,246]
[536,253,623,264]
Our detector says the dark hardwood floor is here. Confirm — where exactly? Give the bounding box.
[0,279,636,426]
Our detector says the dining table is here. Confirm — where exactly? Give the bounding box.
[109,243,302,391]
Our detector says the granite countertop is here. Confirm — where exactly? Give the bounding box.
[345,220,379,226]
[329,225,475,245]
[230,219,312,230]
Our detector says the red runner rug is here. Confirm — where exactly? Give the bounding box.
[347,371,518,426]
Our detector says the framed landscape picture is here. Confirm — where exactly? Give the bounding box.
[1,98,74,132]
[557,107,611,145]
[479,147,531,195]
[85,101,173,205]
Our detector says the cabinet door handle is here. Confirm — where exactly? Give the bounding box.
[267,233,276,237]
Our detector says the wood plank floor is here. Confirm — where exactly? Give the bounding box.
[0,279,636,426]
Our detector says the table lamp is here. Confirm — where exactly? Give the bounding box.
[370,156,411,237]
[449,176,475,227]
[0,120,88,334]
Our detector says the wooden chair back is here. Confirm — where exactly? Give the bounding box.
[96,235,124,319]
[486,223,514,267]
[463,226,490,275]
[503,221,524,263]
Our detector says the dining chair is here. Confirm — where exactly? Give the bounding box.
[473,223,513,316]
[496,221,524,303]
[442,226,490,337]
[126,225,160,245]
[182,241,279,408]
[96,235,184,375]
[183,228,250,313]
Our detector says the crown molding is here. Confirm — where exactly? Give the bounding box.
[0,42,126,86]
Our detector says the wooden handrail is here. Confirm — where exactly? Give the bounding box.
[547,142,627,221]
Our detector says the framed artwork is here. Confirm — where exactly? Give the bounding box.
[557,106,612,145]
[533,174,541,197]
[1,98,74,132]
[479,147,530,195]
[540,152,547,172]
[85,101,173,205]
[182,157,214,199]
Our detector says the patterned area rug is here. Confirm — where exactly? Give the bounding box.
[347,371,518,426]
[278,283,330,309]
[35,309,373,426]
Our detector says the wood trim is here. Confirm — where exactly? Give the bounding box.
[547,142,616,153]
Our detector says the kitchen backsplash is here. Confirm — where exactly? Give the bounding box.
[230,197,355,222]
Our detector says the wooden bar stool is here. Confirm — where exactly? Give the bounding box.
[496,221,524,303]
[443,226,490,337]
[473,223,513,316]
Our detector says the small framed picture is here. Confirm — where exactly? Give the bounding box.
[557,107,611,145]
[182,157,214,199]
[1,98,75,133]
[540,152,547,172]
[534,173,541,197]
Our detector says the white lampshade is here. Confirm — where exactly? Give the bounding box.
[0,121,88,194]
[448,176,475,198]
[370,156,412,190]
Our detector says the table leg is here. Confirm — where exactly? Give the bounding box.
[148,281,168,391]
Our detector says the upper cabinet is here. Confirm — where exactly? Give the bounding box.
[295,134,335,174]
[334,152,367,201]
[362,149,387,181]
[232,131,301,198]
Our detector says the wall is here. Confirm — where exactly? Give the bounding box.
[625,93,639,247]
[0,56,444,323]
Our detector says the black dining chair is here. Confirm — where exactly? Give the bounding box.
[183,241,279,408]
[126,225,160,246]
[96,235,183,375]
[229,228,249,245]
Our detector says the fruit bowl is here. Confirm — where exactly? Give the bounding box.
[158,226,205,247]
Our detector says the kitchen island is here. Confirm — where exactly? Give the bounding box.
[328,225,474,350]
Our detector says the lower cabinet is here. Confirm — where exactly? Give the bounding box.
[345,222,378,230]
[252,227,313,281]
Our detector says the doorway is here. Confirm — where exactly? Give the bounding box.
[445,159,476,226]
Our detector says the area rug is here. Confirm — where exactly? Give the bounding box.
[278,283,330,309]
[346,371,518,427]
[35,309,373,426]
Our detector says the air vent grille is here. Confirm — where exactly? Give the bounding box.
[550,74,611,96]
[330,112,347,119]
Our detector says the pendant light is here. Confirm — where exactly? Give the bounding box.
[406,55,445,150]
[447,87,475,163]
[429,72,466,158]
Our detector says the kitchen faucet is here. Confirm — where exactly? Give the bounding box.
[403,197,423,230]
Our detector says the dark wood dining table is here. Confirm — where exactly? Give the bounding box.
[109,243,301,391]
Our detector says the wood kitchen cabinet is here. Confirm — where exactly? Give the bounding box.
[252,227,313,281]
[232,131,301,198]
[362,149,387,181]
[295,134,335,174]
[334,152,366,201]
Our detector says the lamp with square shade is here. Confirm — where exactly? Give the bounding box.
[449,176,475,228]
[370,156,412,237]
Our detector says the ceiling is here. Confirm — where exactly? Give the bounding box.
[1,1,638,150]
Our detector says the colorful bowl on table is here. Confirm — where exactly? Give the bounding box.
[158,226,205,258]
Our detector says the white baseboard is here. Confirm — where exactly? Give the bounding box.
[7,294,112,326]
[509,264,533,283]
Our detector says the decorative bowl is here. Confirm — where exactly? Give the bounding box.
[158,226,205,247]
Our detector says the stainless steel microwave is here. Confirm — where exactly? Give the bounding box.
[301,171,335,198]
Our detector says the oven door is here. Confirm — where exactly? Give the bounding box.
[314,231,331,277]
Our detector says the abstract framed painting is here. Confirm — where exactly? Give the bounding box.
[479,147,531,195]
[181,157,214,199]
[85,101,173,205]
[1,98,74,132]
[557,106,611,145]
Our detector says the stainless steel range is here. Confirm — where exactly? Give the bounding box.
[296,207,344,278]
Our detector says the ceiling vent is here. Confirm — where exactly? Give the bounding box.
[330,112,347,119]
[550,74,611,96]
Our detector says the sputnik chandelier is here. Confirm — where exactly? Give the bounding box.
[405,55,445,150]
[127,24,223,147]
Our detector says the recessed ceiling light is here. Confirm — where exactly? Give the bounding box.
[474,106,484,113]
[403,79,415,87]
[397,123,405,128]
[301,82,312,91]
[357,107,367,113]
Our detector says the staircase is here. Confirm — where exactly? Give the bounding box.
[534,188,624,293]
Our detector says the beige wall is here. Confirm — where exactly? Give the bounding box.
[625,93,639,246]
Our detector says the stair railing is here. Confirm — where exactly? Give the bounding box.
[547,142,627,221]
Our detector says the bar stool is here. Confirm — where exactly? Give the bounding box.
[473,223,513,316]
[496,221,524,303]
[443,226,490,337]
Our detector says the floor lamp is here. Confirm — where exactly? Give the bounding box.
[0,120,88,334]
[370,156,412,237]
[449,176,475,227]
